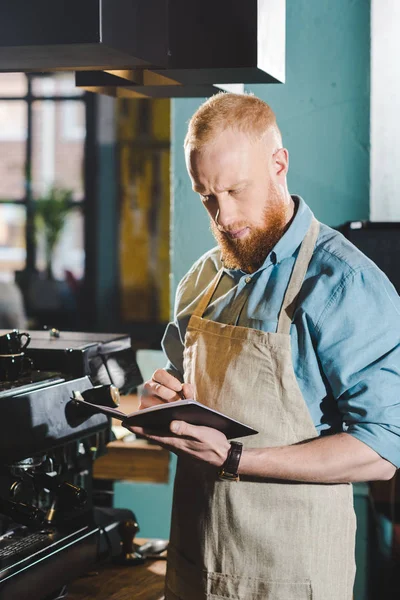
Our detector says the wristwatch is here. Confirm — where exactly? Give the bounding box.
[218,441,243,482]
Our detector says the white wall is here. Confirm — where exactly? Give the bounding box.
[370,0,400,220]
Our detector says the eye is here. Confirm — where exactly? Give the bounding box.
[200,194,212,203]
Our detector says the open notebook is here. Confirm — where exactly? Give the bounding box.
[73,397,258,440]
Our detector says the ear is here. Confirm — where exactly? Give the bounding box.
[273,148,289,180]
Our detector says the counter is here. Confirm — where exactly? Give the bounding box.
[68,554,166,600]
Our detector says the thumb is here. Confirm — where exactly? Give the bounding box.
[170,420,191,436]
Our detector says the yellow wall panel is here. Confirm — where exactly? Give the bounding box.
[118,99,170,323]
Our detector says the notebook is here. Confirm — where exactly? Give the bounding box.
[73,397,258,440]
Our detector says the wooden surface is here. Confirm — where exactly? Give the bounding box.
[93,439,170,483]
[67,557,166,600]
[93,395,170,484]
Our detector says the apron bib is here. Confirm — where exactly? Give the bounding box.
[165,219,356,600]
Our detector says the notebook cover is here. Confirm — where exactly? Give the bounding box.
[75,398,258,440]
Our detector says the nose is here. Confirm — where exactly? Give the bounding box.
[213,194,237,229]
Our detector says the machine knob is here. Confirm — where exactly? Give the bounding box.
[81,385,120,408]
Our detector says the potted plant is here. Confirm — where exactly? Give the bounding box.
[35,186,74,280]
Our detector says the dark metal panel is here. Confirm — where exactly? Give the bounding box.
[111,84,236,99]
[75,71,243,98]
[76,71,132,88]
[0,526,99,600]
[82,93,121,332]
[0,0,100,46]
[151,66,282,85]
[168,0,258,70]
[83,93,98,330]
[101,0,169,68]
[0,377,108,462]
[25,77,35,271]
[0,0,168,71]
[161,0,285,83]
[0,45,151,72]
[0,0,284,84]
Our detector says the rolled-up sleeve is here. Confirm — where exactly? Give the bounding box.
[162,320,184,381]
[161,253,219,382]
[161,276,188,381]
[315,266,400,468]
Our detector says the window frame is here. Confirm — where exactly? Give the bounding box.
[0,73,93,273]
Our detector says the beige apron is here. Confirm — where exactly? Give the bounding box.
[165,219,356,600]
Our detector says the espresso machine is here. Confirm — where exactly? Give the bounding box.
[0,329,143,600]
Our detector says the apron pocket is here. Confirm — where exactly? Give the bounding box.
[207,572,312,600]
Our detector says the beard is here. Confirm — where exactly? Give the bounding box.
[210,185,290,273]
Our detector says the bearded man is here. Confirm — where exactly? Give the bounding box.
[127,93,400,600]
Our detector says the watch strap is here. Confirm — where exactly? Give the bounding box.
[218,441,243,481]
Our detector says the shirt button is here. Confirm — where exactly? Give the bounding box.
[245,276,252,284]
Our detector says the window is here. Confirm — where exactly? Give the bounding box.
[0,72,89,283]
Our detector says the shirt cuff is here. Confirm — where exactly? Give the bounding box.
[346,423,400,469]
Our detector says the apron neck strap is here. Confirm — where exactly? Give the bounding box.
[277,218,320,335]
[193,268,224,318]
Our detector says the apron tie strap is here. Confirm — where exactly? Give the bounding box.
[277,218,320,335]
[192,268,224,318]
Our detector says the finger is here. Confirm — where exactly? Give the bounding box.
[139,395,167,410]
[125,425,183,448]
[123,425,161,439]
[182,383,194,399]
[143,380,178,402]
[152,369,184,393]
[122,425,146,435]
[122,423,139,433]
[123,424,169,438]
[170,420,202,438]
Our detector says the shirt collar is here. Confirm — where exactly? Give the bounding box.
[222,195,314,276]
[269,195,314,266]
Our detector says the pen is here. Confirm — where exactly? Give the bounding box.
[178,389,186,400]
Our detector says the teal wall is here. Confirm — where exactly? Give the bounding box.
[114,455,176,540]
[171,0,370,295]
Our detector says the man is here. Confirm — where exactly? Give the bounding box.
[127,93,400,599]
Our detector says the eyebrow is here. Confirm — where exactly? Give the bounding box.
[193,180,248,194]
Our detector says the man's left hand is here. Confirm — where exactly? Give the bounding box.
[124,421,231,468]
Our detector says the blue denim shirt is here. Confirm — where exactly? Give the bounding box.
[162,196,400,468]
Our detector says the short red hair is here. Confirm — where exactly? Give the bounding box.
[184,92,282,150]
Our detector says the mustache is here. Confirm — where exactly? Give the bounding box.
[214,221,250,234]
[213,210,250,234]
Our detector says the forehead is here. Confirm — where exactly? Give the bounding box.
[186,130,263,189]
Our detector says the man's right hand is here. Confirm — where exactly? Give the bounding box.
[139,369,194,409]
